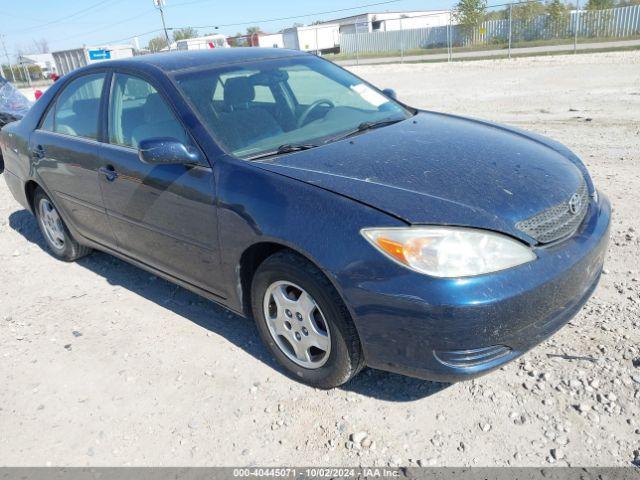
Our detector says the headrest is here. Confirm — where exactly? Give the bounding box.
[72,98,99,115]
[143,93,174,124]
[223,77,254,109]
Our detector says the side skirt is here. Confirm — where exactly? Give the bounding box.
[73,234,245,319]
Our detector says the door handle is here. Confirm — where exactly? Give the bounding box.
[98,165,118,182]
[31,145,45,159]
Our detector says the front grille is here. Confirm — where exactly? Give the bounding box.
[516,180,589,244]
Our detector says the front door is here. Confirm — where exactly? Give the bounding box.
[30,72,116,247]
[98,72,223,296]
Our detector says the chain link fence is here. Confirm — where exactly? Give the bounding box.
[321,2,640,64]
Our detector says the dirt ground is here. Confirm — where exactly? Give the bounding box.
[1,51,639,467]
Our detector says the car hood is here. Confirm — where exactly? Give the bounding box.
[253,111,587,244]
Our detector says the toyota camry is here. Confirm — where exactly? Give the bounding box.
[0,49,610,388]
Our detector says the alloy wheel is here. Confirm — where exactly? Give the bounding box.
[263,281,331,369]
[38,198,65,251]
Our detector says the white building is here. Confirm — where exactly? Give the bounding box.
[317,11,452,34]
[176,34,230,50]
[17,53,57,77]
[52,45,134,76]
[257,33,285,49]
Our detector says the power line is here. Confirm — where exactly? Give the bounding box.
[55,8,157,44]
[182,0,407,29]
[0,34,17,82]
[96,28,164,47]
[3,0,556,58]
[153,0,173,49]
[98,0,410,50]
[6,0,117,35]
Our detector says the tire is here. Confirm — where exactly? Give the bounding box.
[251,250,364,388]
[33,187,92,262]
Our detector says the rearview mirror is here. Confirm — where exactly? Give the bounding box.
[138,137,202,166]
[382,88,397,100]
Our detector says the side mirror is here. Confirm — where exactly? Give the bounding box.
[138,137,202,166]
[382,88,397,100]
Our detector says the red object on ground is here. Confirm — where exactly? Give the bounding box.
[34,90,43,100]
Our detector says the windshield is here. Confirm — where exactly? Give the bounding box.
[175,55,412,159]
[0,76,32,119]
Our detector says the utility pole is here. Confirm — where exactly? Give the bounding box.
[508,3,512,59]
[447,11,452,62]
[399,16,404,63]
[573,0,580,54]
[0,34,16,83]
[153,0,172,50]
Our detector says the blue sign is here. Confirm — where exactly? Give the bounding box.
[88,49,111,61]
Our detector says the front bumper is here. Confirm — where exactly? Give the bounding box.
[345,194,611,382]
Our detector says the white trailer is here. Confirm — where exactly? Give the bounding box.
[52,45,134,76]
[282,24,340,53]
[176,35,230,51]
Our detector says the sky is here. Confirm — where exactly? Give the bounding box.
[0,0,458,59]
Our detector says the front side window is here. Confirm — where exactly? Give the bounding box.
[108,73,188,148]
[175,55,411,159]
[44,73,105,139]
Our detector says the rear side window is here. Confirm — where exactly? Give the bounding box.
[42,73,105,140]
[108,73,188,148]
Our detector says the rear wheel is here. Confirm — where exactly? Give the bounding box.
[33,188,91,262]
[251,251,364,388]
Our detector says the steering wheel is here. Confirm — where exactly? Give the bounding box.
[297,99,335,128]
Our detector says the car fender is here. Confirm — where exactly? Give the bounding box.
[215,155,405,321]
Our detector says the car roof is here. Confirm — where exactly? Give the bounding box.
[93,48,306,73]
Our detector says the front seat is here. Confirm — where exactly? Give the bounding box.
[131,94,187,148]
[59,98,101,137]
[219,77,282,151]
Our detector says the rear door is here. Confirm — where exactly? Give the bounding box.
[29,72,116,247]
[97,71,224,296]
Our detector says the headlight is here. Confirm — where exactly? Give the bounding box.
[361,226,536,278]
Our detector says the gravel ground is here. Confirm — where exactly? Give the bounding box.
[1,51,639,467]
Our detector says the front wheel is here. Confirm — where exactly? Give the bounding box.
[33,188,91,262]
[251,251,364,388]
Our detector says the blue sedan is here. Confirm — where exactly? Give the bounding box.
[0,49,610,388]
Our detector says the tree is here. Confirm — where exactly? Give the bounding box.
[227,33,243,47]
[510,1,546,41]
[172,27,198,42]
[246,26,261,34]
[512,1,546,22]
[147,35,168,52]
[585,0,615,36]
[32,38,50,53]
[546,0,570,37]
[485,8,508,21]
[453,0,487,44]
[586,0,614,9]
[454,0,488,27]
[546,0,568,21]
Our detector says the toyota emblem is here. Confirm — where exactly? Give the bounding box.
[568,193,583,215]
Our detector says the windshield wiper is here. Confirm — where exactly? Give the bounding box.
[326,118,404,144]
[245,143,319,161]
[276,143,319,154]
